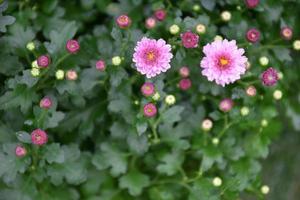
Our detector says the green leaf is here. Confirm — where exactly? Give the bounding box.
[200,0,216,11]
[44,143,65,164]
[161,106,184,125]
[119,170,150,196]
[157,151,184,176]
[16,131,31,144]
[0,1,15,33]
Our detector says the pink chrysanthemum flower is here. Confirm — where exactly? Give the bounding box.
[96,60,106,71]
[116,15,132,29]
[133,37,173,78]
[37,55,51,68]
[219,98,234,112]
[66,39,80,54]
[141,82,155,97]
[15,145,26,157]
[246,85,257,96]
[246,28,260,43]
[31,129,48,146]
[179,66,190,78]
[280,27,293,40]
[179,78,192,90]
[200,39,248,87]
[181,31,199,48]
[261,67,278,86]
[245,0,260,8]
[66,70,78,80]
[143,103,157,117]
[40,96,52,109]
[154,9,166,21]
[145,17,156,29]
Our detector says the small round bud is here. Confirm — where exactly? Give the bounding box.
[96,60,106,71]
[240,106,250,116]
[40,97,52,109]
[134,100,139,105]
[278,72,283,80]
[193,5,200,12]
[273,90,283,100]
[179,66,190,78]
[212,177,222,187]
[219,98,234,112]
[246,61,251,70]
[214,35,223,41]
[169,24,180,35]
[196,24,206,34]
[31,60,39,68]
[237,5,242,10]
[202,118,213,131]
[261,185,270,194]
[259,56,269,66]
[112,56,122,66]
[293,40,300,50]
[31,129,48,146]
[154,9,166,21]
[37,55,51,68]
[141,82,155,97]
[179,78,192,90]
[55,70,65,80]
[26,42,35,51]
[152,92,160,101]
[165,95,176,105]
[66,70,78,80]
[66,39,80,54]
[221,11,231,22]
[116,15,132,29]
[145,17,156,29]
[261,119,268,127]
[280,27,293,40]
[212,137,219,145]
[246,28,260,43]
[246,85,257,97]
[143,103,157,117]
[15,145,27,157]
[31,68,40,77]
[245,0,260,9]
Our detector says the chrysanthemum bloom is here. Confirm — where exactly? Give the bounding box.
[259,56,269,66]
[246,28,260,43]
[221,11,231,22]
[212,177,222,187]
[40,97,52,109]
[116,15,132,29]
[165,95,176,105]
[37,55,51,68]
[31,129,48,146]
[200,39,248,87]
[66,39,80,54]
[280,27,293,40]
[15,145,26,157]
[133,37,173,78]
[219,98,234,112]
[246,85,257,96]
[145,17,156,29]
[56,70,64,80]
[261,185,270,194]
[179,66,190,78]
[202,119,213,131]
[273,90,283,100]
[245,0,260,8]
[154,9,166,21]
[179,78,192,90]
[169,24,180,35]
[96,60,106,71]
[293,40,300,50]
[196,24,206,34]
[181,31,199,48]
[143,103,157,117]
[66,70,78,80]
[141,82,155,97]
[261,67,279,86]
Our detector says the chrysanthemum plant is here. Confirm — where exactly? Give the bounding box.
[0,0,299,199]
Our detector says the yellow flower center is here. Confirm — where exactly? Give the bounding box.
[147,51,155,61]
[219,58,229,66]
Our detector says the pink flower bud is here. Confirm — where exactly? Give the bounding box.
[66,70,78,80]
[246,28,260,43]
[15,145,26,157]
[179,66,190,78]
[245,0,260,8]
[280,27,293,40]
[261,67,279,86]
[141,82,155,97]
[219,98,234,112]
[96,60,106,71]
[143,103,157,117]
[116,15,132,29]
[246,85,257,96]
[31,129,48,146]
[66,39,80,54]
[179,78,192,90]
[181,31,199,48]
[37,55,51,68]
[154,9,166,21]
[40,97,52,109]
[145,17,156,29]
